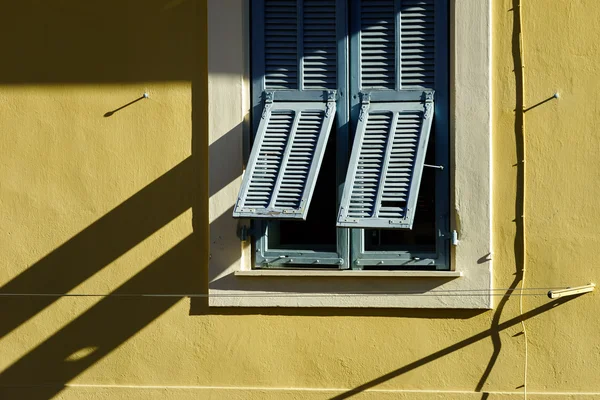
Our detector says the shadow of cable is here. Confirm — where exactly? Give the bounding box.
[328,296,576,399]
[474,1,527,396]
[329,3,538,398]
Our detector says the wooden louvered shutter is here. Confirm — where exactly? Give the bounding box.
[338,0,438,229]
[235,0,340,220]
[234,97,336,219]
[338,95,433,228]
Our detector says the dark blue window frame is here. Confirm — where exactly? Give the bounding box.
[248,0,450,270]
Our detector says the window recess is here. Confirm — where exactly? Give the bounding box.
[235,0,449,271]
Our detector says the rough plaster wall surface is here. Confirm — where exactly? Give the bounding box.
[0,0,599,398]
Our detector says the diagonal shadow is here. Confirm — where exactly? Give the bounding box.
[331,2,534,398]
[0,233,203,399]
[0,121,241,343]
[0,156,194,339]
[0,0,229,397]
[328,296,577,399]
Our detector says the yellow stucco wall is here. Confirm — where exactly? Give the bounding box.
[0,1,599,399]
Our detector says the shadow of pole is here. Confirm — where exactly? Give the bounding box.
[103,94,147,117]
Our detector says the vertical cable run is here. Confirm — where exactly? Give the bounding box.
[516,0,528,399]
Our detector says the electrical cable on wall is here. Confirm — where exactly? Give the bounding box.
[515,1,529,397]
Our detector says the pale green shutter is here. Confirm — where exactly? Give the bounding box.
[338,0,436,229]
[337,94,433,228]
[234,97,336,219]
[235,0,338,220]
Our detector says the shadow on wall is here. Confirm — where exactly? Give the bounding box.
[0,0,197,84]
[328,2,534,398]
[0,0,209,398]
[0,1,576,399]
[0,1,476,397]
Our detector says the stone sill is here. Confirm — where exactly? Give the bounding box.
[234,270,463,278]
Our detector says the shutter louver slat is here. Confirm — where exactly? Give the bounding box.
[274,111,323,208]
[265,0,298,90]
[234,101,336,219]
[263,0,338,91]
[359,0,436,91]
[400,0,435,89]
[244,111,293,209]
[337,99,433,228]
[303,0,337,90]
[360,0,396,90]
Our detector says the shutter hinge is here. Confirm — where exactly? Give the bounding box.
[440,229,459,246]
[264,91,274,104]
[326,90,337,102]
[325,90,336,117]
[424,90,434,103]
[359,92,371,122]
[262,91,274,119]
[423,90,434,119]
[424,91,434,119]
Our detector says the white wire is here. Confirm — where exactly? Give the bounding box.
[0,291,558,298]
[0,286,566,298]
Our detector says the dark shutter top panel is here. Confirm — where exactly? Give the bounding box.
[265,0,298,90]
[234,99,336,219]
[337,98,434,228]
[400,0,435,89]
[359,0,437,91]
[360,0,396,90]
[263,0,338,91]
[303,0,337,90]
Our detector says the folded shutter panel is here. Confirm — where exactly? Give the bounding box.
[340,0,437,229]
[234,99,336,219]
[338,98,433,228]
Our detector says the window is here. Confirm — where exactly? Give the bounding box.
[235,0,451,271]
[207,0,492,308]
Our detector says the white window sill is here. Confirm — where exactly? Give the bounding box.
[210,268,490,309]
[235,270,462,278]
